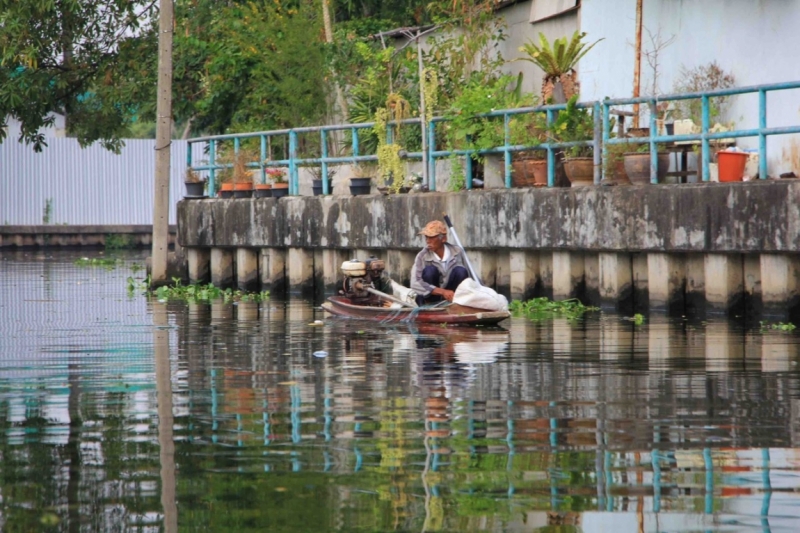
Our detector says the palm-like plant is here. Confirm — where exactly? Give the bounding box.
[518,31,602,103]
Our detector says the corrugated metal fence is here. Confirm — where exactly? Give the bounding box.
[1,138,195,225]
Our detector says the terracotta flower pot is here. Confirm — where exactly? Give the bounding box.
[564,157,594,187]
[233,182,253,198]
[272,182,289,199]
[623,152,670,185]
[254,184,272,198]
[511,157,548,187]
[219,182,234,198]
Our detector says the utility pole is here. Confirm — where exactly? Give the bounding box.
[151,0,174,284]
[633,0,643,124]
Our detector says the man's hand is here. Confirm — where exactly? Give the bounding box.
[432,287,455,302]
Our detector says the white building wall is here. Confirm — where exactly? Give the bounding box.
[1,138,198,225]
[579,0,800,177]
[496,1,579,102]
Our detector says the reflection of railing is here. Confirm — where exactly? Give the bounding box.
[187,81,800,196]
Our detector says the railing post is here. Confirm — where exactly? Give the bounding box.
[504,113,512,188]
[321,130,329,195]
[428,121,436,191]
[701,95,711,182]
[649,100,658,184]
[547,109,555,187]
[465,135,473,190]
[594,102,602,184]
[209,140,216,197]
[759,89,768,179]
[260,135,267,184]
[352,127,359,157]
[602,102,610,183]
[289,130,298,195]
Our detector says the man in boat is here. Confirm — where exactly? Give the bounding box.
[410,220,470,306]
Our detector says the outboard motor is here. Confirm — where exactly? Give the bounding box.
[339,256,385,304]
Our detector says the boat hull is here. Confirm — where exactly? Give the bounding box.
[322,296,510,326]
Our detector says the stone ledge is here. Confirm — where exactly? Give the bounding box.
[177,181,800,253]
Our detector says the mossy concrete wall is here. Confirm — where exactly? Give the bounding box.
[177,181,800,319]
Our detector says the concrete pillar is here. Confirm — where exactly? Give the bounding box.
[287,247,315,295]
[260,248,286,294]
[552,251,583,300]
[705,322,743,372]
[187,248,210,284]
[743,254,762,317]
[210,248,234,288]
[685,254,706,316]
[385,250,417,287]
[538,252,553,299]
[510,251,539,301]
[704,254,743,314]
[632,253,648,313]
[495,251,511,298]
[761,254,799,319]
[236,248,259,292]
[598,253,632,312]
[583,252,600,307]
[647,253,685,313]
[471,250,497,288]
[322,249,350,294]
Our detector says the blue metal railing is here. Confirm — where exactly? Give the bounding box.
[187,80,800,196]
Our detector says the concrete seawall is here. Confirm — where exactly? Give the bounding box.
[177,181,800,319]
[0,225,177,248]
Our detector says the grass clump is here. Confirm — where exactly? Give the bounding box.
[509,297,598,321]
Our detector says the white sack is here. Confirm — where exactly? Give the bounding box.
[390,279,418,308]
[453,279,509,311]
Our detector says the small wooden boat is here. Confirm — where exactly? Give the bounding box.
[321,295,510,326]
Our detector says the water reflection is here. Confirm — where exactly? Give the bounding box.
[1,250,800,531]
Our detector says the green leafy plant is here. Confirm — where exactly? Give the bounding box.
[106,234,134,250]
[42,198,53,224]
[760,321,796,332]
[509,297,598,321]
[517,31,602,102]
[548,95,594,158]
[518,31,603,80]
[625,313,645,325]
[151,280,269,304]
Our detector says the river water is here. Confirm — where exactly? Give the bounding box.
[1,249,800,532]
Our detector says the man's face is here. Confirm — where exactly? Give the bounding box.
[425,234,446,253]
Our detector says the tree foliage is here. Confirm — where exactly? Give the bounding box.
[1,0,516,151]
[0,0,157,151]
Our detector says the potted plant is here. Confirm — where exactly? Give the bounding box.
[232,151,254,198]
[253,170,272,198]
[623,143,670,185]
[374,93,410,193]
[549,96,595,187]
[509,112,549,188]
[184,168,206,198]
[517,31,603,103]
[310,165,337,196]
[266,167,289,199]
[602,142,631,185]
[349,163,375,196]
